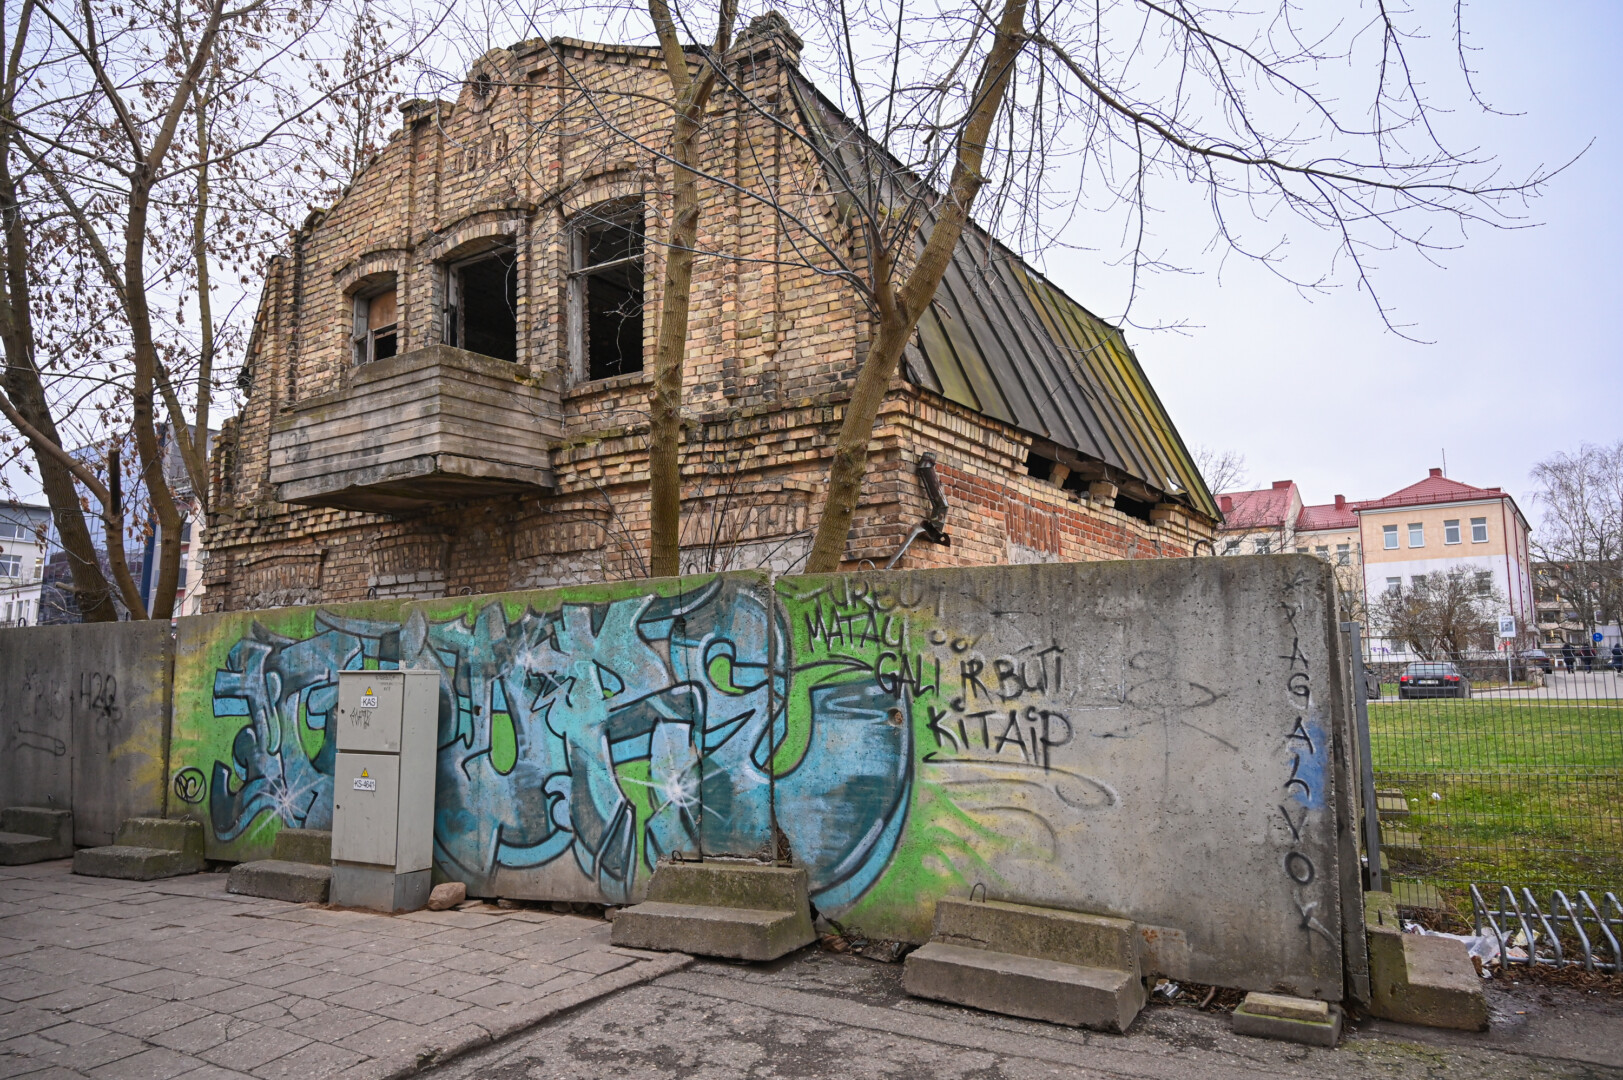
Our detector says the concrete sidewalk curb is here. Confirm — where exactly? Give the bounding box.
[335,950,694,1079]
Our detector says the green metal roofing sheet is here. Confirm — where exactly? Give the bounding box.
[788,72,1217,522]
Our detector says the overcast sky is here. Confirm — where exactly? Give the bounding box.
[6,1,1613,534]
[1046,0,1620,522]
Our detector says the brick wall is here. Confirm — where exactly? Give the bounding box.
[202,34,1214,611]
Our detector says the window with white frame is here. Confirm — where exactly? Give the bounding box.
[1223,540,1241,553]
[1314,545,1329,559]
[1383,524,1399,549]
[1444,519,1461,544]
[0,554,20,578]
[1336,543,1350,566]
[351,279,398,365]
[1408,522,1424,547]
[569,199,645,381]
[1471,517,1488,543]
[1386,576,1401,594]
[1411,575,1428,590]
[1475,571,1493,595]
[1254,537,1272,554]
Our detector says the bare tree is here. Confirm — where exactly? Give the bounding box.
[1531,441,1623,641]
[0,0,411,619]
[783,0,1559,571]
[1374,568,1502,661]
[1197,447,1249,499]
[645,0,737,579]
[423,0,1551,577]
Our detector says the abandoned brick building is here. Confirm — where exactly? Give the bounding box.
[201,16,1219,610]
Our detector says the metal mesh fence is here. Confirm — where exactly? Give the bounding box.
[1362,651,1623,896]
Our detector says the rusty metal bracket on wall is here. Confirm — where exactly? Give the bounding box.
[885,453,951,570]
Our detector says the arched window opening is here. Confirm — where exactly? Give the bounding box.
[352,278,398,365]
[570,199,644,381]
[444,246,519,363]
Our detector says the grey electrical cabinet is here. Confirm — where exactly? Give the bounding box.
[331,669,439,912]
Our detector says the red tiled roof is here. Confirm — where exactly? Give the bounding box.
[1352,469,1509,511]
[1218,481,1297,530]
[1297,499,1357,532]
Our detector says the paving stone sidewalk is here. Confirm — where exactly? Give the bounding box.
[0,860,689,1080]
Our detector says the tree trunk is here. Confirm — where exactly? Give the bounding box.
[645,0,734,579]
[0,142,121,621]
[803,0,1028,574]
[648,107,704,579]
[126,187,183,621]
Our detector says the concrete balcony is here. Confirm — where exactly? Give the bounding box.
[270,345,557,513]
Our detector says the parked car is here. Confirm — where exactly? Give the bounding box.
[1520,649,1554,675]
[1398,662,1471,699]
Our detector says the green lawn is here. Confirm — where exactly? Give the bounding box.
[1368,697,1623,895]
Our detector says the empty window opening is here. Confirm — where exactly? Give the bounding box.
[1024,451,1054,481]
[445,248,518,362]
[1113,493,1155,525]
[352,283,398,365]
[572,201,644,380]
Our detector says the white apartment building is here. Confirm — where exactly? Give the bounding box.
[0,502,51,627]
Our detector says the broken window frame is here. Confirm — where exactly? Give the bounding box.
[351,279,399,366]
[567,198,645,383]
[442,244,520,362]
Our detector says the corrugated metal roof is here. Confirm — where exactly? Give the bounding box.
[787,73,1217,521]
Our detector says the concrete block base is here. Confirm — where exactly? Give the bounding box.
[1366,891,1488,1031]
[116,818,205,860]
[1231,992,1342,1047]
[73,845,201,880]
[0,808,73,862]
[931,899,1139,972]
[271,828,332,865]
[1377,935,1490,1030]
[904,941,1144,1032]
[331,864,431,912]
[229,859,332,904]
[611,860,818,961]
[611,901,814,961]
[0,832,63,865]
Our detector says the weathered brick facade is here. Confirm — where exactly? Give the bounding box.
[203,24,1216,610]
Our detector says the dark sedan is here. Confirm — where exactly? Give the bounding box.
[1398,662,1471,699]
[1520,649,1554,675]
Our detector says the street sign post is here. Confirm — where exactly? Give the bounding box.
[1499,617,1517,685]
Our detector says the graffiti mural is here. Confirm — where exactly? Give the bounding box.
[170,573,912,908]
[168,560,1348,991]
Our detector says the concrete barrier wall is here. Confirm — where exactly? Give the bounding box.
[775,558,1358,1000]
[162,555,1356,998]
[0,622,173,845]
[169,574,775,905]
